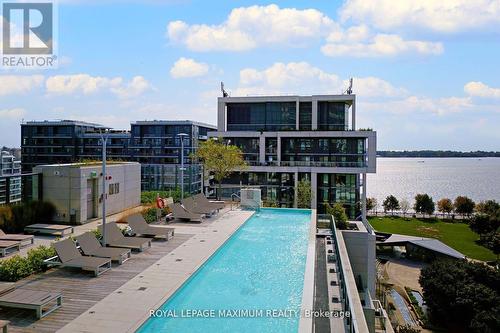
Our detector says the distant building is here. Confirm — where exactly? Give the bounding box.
[0,150,22,204]
[21,120,216,195]
[209,94,377,217]
[33,162,141,224]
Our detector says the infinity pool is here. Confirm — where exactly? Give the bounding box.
[138,208,312,333]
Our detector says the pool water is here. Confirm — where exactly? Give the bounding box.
[138,208,312,333]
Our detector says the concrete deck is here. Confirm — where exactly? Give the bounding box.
[58,209,254,333]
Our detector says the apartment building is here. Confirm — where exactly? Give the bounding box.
[209,94,376,216]
[0,150,22,204]
[21,120,216,194]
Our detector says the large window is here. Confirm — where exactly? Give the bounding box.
[227,102,296,131]
[299,102,312,130]
[281,138,366,167]
[317,173,359,217]
[318,102,347,131]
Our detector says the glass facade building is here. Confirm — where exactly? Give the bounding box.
[21,120,216,195]
[0,151,22,205]
[210,94,376,217]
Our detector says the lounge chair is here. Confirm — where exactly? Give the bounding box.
[98,222,151,252]
[24,224,73,236]
[0,282,62,319]
[75,232,131,264]
[182,197,216,216]
[193,193,225,210]
[168,203,203,222]
[47,239,111,276]
[0,229,34,247]
[126,214,174,240]
[0,240,20,257]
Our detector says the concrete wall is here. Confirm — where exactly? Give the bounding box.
[342,222,376,297]
[33,163,141,224]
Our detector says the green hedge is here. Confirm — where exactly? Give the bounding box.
[141,189,189,204]
[0,201,56,233]
[0,245,56,282]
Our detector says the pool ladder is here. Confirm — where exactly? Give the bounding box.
[230,193,241,210]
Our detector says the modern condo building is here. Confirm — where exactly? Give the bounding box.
[21,120,216,195]
[0,150,22,205]
[209,94,376,216]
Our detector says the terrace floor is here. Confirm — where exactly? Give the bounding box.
[0,207,254,333]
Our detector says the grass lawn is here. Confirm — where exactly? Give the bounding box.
[368,216,496,262]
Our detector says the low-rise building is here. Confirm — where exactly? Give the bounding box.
[32,162,140,224]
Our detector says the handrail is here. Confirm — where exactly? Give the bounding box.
[230,193,241,210]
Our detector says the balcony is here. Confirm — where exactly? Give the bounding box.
[243,160,367,168]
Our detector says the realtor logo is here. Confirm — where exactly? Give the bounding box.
[1,1,58,68]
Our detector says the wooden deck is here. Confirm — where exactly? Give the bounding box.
[0,234,192,333]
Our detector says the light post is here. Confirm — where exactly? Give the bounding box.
[177,133,188,200]
[100,131,109,247]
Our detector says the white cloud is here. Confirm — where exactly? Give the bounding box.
[340,0,500,33]
[170,57,209,78]
[166,4,338,51]
[45,74,152,98]
[111,76,152,98]
[0,108,26,119]
[464,81,500,98]
[235,62,405,98]
[0,75,44,96]
[322,32,443,57]
[364,95,474,116]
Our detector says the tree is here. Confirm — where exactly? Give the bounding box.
[414,194,435,217]
[483,232,500,260]
[383,195,399,215]
[476,200,500,216]
[399,199,410,217]
[469,214,498,240]
[454,196,475,218]
[437,198,453,217]
[296,180,311,208]
[366,197,377,212]
[419,259,500,332]
[325,202,348,230]
[193,138,246,200]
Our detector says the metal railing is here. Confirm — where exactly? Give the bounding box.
[230,193,241,210]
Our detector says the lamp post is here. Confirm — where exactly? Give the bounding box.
[100,131,109,247]
[177,133,188,200]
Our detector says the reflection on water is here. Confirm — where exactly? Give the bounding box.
[390,289,416,326]
[368,157,500,204]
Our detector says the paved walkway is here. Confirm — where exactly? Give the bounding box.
[58,209,254,333]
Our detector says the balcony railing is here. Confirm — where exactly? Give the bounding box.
[243,160,367,168]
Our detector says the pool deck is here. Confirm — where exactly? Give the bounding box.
[58,209,254,333]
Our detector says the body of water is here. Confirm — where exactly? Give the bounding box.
[138,208,311,333]
[367,157,500,205]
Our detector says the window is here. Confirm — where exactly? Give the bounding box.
[109,183,120,195]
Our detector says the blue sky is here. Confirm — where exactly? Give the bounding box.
[1,0,499,150]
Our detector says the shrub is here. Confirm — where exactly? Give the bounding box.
[3,201,56,233]
[142,207,158,223]
[0,245,57,282]
[325,202,348,230]
[27,245,56,273]
[141,188,188,205]
[0,255,33,282]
